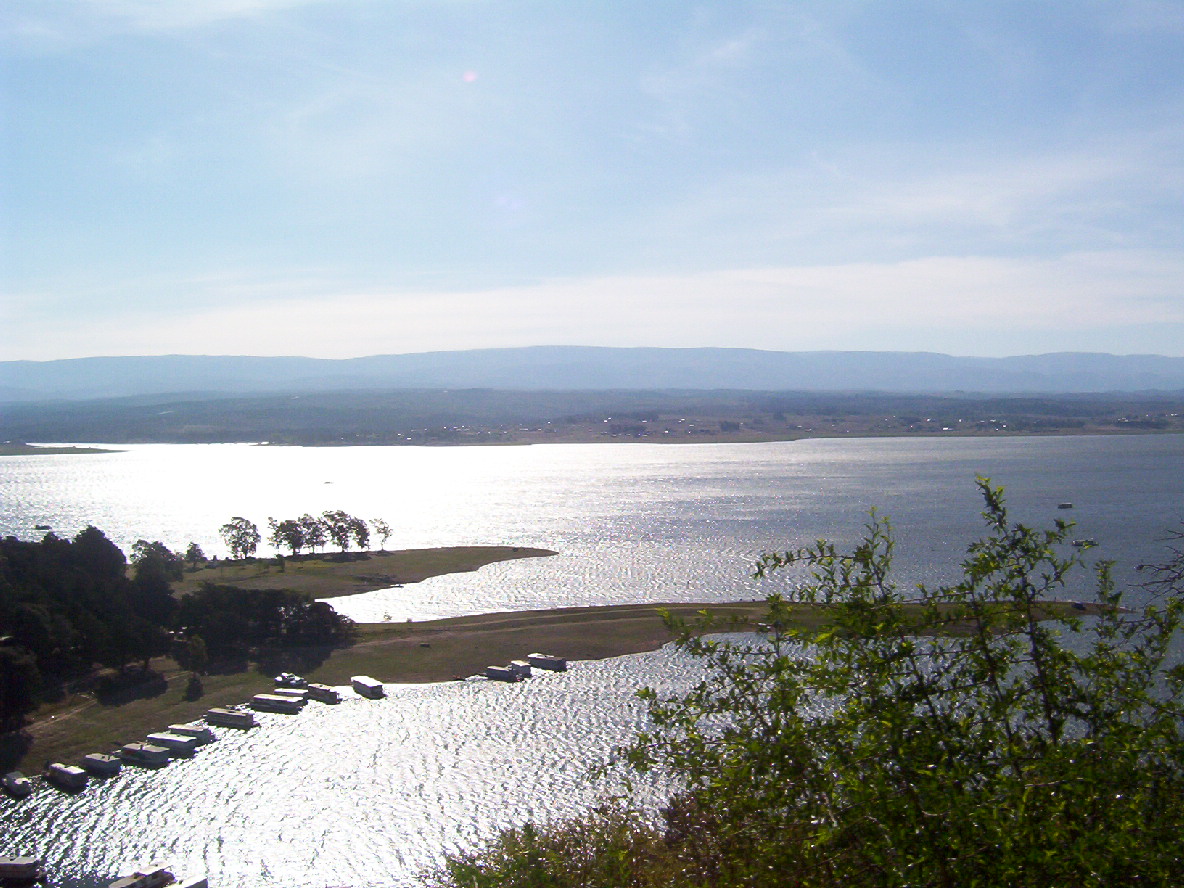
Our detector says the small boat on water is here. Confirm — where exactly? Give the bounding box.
[305,682,341,703]
[2,771,33,798]
[351,675,385,698]
[1073,538,1098,548]
[81,753,122,776]
[0,855,46,884]
[118,743,171,766]
[485,665,523,682]
[527,653,568,671]
[204,706,257,728]
[1057,502,1074,509]
[145,732,199,754]
[45,762,88,790]
[249,693,304,713]
[166,723,215,744]
[107,864,175,888]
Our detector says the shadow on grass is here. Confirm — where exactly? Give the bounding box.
[253,644,336,679]
[94,667,168,706]
[323,552,371,564]
[197,650,250,676]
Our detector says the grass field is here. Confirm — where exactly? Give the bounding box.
[172,546,557,597]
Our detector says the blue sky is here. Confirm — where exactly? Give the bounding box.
[3,0,1183,360]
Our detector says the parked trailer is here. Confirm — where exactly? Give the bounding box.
[351,675,385,698]
[306,683,342,703]
[527,653,568,671]
[485,665,523,682]
[45,762,88,790]
[81,753,122,775]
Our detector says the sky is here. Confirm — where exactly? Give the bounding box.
[2,0,1184,361]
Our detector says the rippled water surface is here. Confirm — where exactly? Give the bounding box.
[2,436,1183,885]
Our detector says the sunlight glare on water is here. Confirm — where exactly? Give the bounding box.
[2,436,1183,885]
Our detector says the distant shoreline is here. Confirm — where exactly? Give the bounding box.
[0,443,121,456]
[7,426,1184,455]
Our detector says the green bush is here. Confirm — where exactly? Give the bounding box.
[431,805,671,888]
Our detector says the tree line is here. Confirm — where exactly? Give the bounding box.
[0,527,355,730]
[219,512,393,559]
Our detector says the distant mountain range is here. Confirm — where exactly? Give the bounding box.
[2,347,1184,402]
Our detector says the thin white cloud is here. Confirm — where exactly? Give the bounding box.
[642,123,1184,269]
[7,251,1182,360]
[1,0,320,50]
[80,0,317,33]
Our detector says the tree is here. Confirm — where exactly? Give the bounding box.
[184,542,207,567]
[219,517,260,560]
[131,539,183,582]
[267,517,305,556]
[321,510,355,553]
[299,513,326,554]
[349,516,370,551]
[181,634,208,674]
[370,518,393,551]
[70,525,127,581]
[621,479,1184,887]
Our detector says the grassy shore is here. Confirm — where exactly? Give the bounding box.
[172,546,557,597]
[4,601,744,771]
[4,597,1109,772]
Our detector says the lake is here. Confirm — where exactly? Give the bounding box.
[1,435,1182,886]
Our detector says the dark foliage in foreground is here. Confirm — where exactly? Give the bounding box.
[429,481,1184,887]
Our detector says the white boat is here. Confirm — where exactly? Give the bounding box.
[485,665,523,682]
[204,707,257,728]
[45,762,88,790]
[107,864,175,888]
[249,693,304,713]
[508,659,532,678]
[2,771,33,798]
[305,682,342,703]
[0,855,45,883]
[166,723,215,744]
[527,652,568,671]
[118,742,171,766]
[146,732,199,754]
[351,675,385,698]
[81,753,122,775]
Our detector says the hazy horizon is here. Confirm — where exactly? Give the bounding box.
[4,2,1184,360]
[4,344,1184,365]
